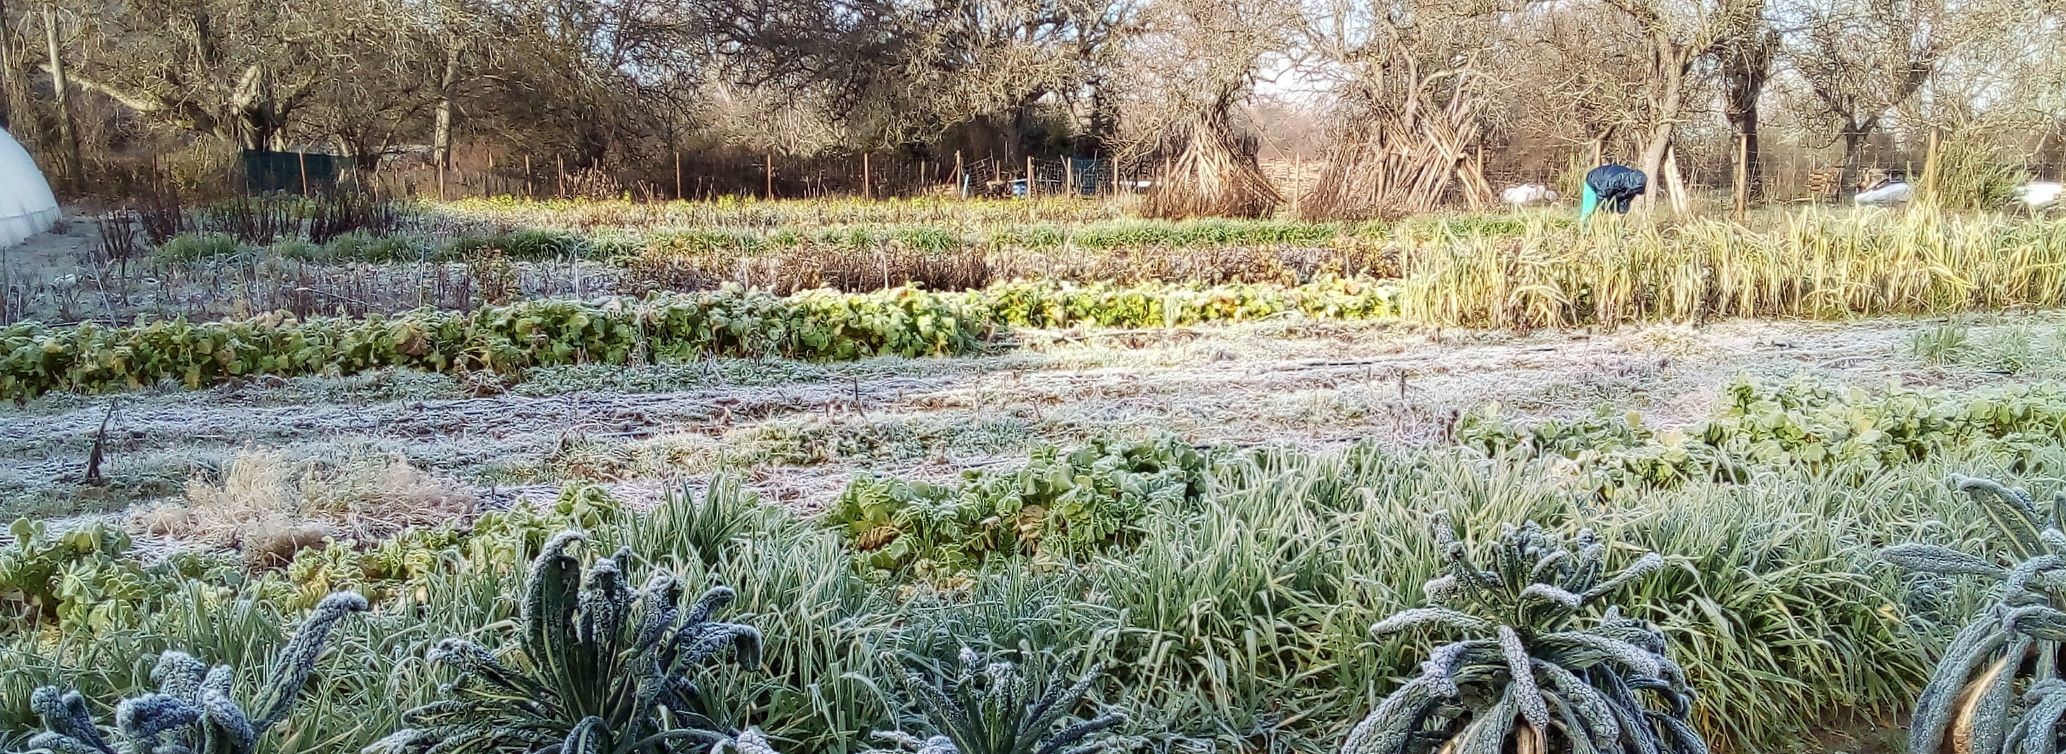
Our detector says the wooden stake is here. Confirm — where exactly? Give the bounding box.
[674,151,683,199]
[765,153,774,199]
[1292,154,1304,215]
[1025,156,1035,198]
[1923,129,1941,202]
[556,155,565,197]
[1064,157,1075,197]
[524,155,533,198]
[862,152,871,199]
[299,150,310,196]
[954,151,965,197]
[1663,145,1689,215]
[1734,132,1749,220]
[42,4,82,190]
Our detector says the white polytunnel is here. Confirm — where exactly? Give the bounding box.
[0,126,60,249]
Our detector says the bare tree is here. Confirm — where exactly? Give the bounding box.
[1781,0,1946,194]
[0,0,29,132]
[1716,5,1777,197]
[1587,0,1760,211]
[1298,0,1501,217]
[1118,0,1295,218]
[51,0,411,151]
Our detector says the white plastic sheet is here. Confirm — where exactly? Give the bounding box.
[1854,181,1912,206]
[0,127,59,249]
[2021,182,2062,210]
[1500,184,1558,206]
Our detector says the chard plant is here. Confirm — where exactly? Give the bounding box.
[11,592,368,754]
[1344,516,1704,754]
[1882,475,2066,754]
[867,648,1123,754]
[371,532,768,754]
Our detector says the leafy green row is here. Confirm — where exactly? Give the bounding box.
[0,286,985,399]
[1458,377,2066,496]
[159,218,1380,267]
[979,276,1395,328]
[1,279,1402,400]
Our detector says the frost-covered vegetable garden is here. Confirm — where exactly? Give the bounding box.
[7,195,2066,754]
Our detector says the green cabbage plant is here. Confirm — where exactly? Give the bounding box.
[370,532,768,754]
[1882,475,2066,754]
[867,648,1123,754]
[1343,516,1704,754]
[11,592,368,754]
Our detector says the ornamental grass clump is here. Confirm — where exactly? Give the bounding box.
[371,532,769,754]
[1344,515,1703,754]
[1882,475,2066,754]
[10,592,368,754]
[867,648,1123,754]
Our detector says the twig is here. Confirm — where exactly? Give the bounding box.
[84,398,117,485]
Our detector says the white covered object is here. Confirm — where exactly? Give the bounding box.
[2019,182,2063,210]
[1855,181,1912,206]
[1501,184,1558,206]
[0,128,58,248]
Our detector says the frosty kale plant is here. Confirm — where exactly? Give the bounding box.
[867,648,1123,754]
[1882,475,2066,754]
[11,592,368,754]
[1342,515,1704,754]
[371,532,768,754]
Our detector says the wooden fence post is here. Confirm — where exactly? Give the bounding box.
[862,152,871,199]
[766,153,775,199]
[1922,129,1941,202]
[1292,154,1304,214]
[1025,156,1035,198]
[298,150,310,196]
[954,151,965,197]
[674,151,683,200]
[1734,132,1749,220]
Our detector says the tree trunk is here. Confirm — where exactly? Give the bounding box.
[1638,127,1671,212]
[0,0,28,132]
[1721,31,1773,200]
[1729,108,1764,199]
[1838,117,1873,199]
[432,42,459,169]
[41,2,79,187]
[1635,37,1686,213]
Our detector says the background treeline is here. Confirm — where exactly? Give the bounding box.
[0,0,2063,215]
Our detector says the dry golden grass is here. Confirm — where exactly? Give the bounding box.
[137,447,476,566]
[1395,209,2066,329]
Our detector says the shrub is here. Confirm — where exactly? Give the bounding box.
[1920,135,2030,211]
[868,648,1123,754]
[827,435,1214,575]
[9,592,367,754]
[138,448,477,568]
[152,234,243,265]
[370,532,770,754]
[0,519,234,635]
[1345,516,1703,754]
[1883,475,2066,754]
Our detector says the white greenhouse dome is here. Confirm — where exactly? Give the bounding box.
[0,127,59,248]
